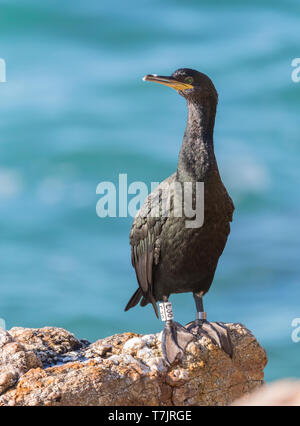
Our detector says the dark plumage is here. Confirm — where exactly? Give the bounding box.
[125,68,234,364]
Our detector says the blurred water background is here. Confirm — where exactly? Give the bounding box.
[0,0,299,382]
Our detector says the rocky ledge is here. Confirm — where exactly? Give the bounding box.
[0,323,267,406]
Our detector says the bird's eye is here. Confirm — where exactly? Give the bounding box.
[185,77,193,85]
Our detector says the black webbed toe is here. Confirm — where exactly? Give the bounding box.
[185,320,233,358]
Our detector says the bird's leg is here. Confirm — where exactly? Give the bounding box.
[160,296,194,365]
[185,291,233,357]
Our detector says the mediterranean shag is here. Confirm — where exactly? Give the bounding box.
[125,68,234,364]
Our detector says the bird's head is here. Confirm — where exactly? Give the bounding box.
[143,68,218,103]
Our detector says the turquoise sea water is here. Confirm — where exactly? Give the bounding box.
[0,1,299,382]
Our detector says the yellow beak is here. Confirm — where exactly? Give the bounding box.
[143,74,193,91]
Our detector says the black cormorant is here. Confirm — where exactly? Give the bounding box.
[125,68,234,364]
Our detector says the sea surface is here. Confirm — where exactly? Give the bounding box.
[0,0,299,382]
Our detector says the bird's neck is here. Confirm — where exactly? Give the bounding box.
[177,98,217,182]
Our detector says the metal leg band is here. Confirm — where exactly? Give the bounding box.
[196,311,207,320]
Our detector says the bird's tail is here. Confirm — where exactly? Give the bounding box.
[124,288,159,318]
[124,288,143,311]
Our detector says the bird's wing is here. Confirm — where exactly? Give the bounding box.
[219,180,235,222]
[225,190,235,222]
[128,174,175,316]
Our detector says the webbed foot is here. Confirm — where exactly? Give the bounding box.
[185,319,233,358]
[161,320,195,365]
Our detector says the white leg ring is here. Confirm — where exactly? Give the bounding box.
[159,302,174,321]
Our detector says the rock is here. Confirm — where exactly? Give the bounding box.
[8,327,88,367]
[0,323,267,406]
[232,380,300,406]
[0,328,42,395]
